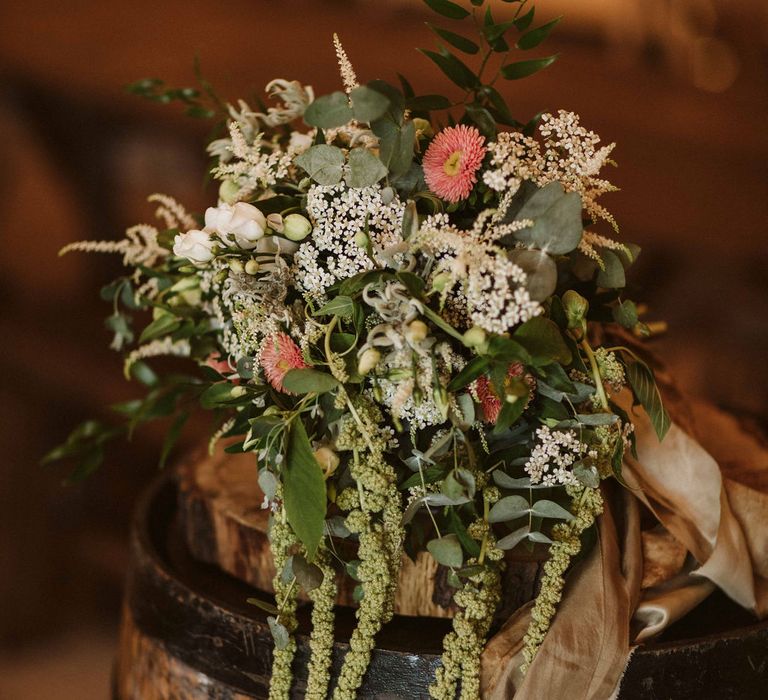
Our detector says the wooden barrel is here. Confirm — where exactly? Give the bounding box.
[115,475,768,699]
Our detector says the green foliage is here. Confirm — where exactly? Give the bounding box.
[294,145,345,185]
[282,369,340,395]
[125,78,216,119]
[513,317,572,366]
[282,420,327,560]
[423,0,471,20]
[427,23,480,54]
[512,182,583,254]
[427,534,464,568]
[345,148,388,188]
[626,361,671,441]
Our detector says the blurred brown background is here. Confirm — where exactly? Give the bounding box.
[0,0,766,697]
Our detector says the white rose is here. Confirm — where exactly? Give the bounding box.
[205,202,267,250]
[173,229,215,264]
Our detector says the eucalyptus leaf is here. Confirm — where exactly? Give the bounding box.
[488,495,530,523]
[513,182,582,254]
[613,300,639,329]
[346,147,388,188]
[304,91,353,129]
[573,463,600,488]
[294,144,345,185]
[283,420,327,560]
[596,250,626,288]
[282,368,340,395]
[527,531,554,544]
[427,534,463,568]
[530,499,574,521]
[292,553,324,592]
[258,469,278,501]
[326,516,351,538]
[509,249,557,302]
[350,85,390,123]
[267,616,290,650]
[497,525,530,550]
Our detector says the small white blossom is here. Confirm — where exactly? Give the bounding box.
[525,426,587,487]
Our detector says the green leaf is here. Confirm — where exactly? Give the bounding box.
[488,495,530,523]
[267,616,290,649]
[427,534,464,568]
[350,85,390,123]
[139,313,180,344]
[447,355,489,392]
[130,360,160,387]
[596,250,626,289]
[613,300,639,329]
[291,553,324,592]
[314,295,355,318]
[574,463,600,489]
[514,316,572,366]
[512,182,583,254]
[283,420,327,560]
[482,19,517,44]
[246,597,279,615]
[626,362,671,441]
[497,525,530,550]
[158,410,189,469]
[282,368,340,395]
[517,16,562,50]
[423,0,470,20]
[530,499,574,520]
[200,382,242,409]
[294,144,345,185]
[303,91,353,129]
[427,23,480,54]
[447,508,481,557]
[418,49,479,90]
[372,119,416,177]
[513,6,535,31]
[501,55,558,80]
[345,147,388,188]
[576,412,619,426]
[66,447,105,483]
[464,104,496,139]
[407,94,453,111]
[493,390,528,434]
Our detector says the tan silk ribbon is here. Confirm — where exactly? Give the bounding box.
[480,397,768,698]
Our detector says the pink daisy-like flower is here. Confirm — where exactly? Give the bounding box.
[259,333,307,393]
[422,124,486,203]
[474,363,529,424]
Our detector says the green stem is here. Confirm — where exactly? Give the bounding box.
[581,338,609,411]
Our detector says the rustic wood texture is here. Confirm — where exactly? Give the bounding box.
[177,448,545,619]
[115,476,768,700]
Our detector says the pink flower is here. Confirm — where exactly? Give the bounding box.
[259,333,307,393]
[422,124,486,203]
[474,363,526,424]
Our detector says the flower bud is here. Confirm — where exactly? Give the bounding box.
[266,213,284,233]
[354,231,370,249]
[413,118,434,139]
[563,290,589,330]
[218,179,240,205]
[381,186,395,204]
[282,213,312,241]
[431,271,452,293]
[245,259,260,275]
[357,348,381,375]
[230,386,247,398]
[229,259,245,274]
[406,320,429,344]
[462,326,487,348]
[313,446,340,477]
[433,386,449,419]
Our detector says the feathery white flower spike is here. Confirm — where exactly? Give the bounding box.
[333,33,360,94]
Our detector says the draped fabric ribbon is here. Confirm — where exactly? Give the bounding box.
[481,397,768,698]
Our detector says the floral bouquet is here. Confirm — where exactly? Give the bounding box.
[47,1,682,698]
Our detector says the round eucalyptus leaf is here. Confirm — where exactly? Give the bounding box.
[510,248,557,301]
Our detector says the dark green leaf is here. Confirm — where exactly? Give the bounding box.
[464,104,496,139]
[314,295,355,318]
[303,91,353,129]
[130,360,160,387]
[427,534,463,568]
[283,420,327,560]
[613,300,639,329]
[246,597,279,615]
[447,355,489,392]
[158,410,190,469]
[418,49,479,90]
[483,19,517,44]
[423,0,470,20]
[447,508,481,557]
[200,382,242,409]
[282,368,340,395]
[596,250,626,289]
[427,23,480,54]
[407,94,453,111]
[626,362,671,441]
[517,16,562,50]
[513,6,535,31]
[493,388,529,434]
[501,55,558,80]
[514,317,572,366]
[291,553,324,592]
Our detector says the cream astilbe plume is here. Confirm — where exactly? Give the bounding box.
[579,231,632,270]
[333,33,360,94]
[123,337,191,378]
[59,223,166,269]
[148,193,197,231]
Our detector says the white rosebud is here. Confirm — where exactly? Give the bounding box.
[357,348,381,375]
[173,229,216,264]
[218,179,240,205]
[205,202,267,250]
[282,213,312,241]
[266,213,284,233]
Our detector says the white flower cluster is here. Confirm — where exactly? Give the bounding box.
[294,184,405,300]
[415,212,542,334]
[482,111,618,229]
[525,426,587,487]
